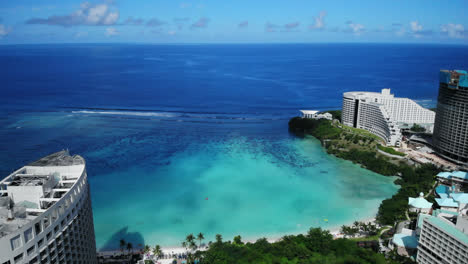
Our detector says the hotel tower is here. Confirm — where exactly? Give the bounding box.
[433,70,468,166]
[0,151,97,264]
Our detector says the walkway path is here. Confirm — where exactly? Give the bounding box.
[424,181,438,198]
[405,210,410,221]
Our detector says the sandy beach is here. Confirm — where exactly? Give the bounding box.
[98,217,377,263]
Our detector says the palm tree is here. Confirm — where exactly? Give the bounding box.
[153,244,163,259]
[189,241,197,251]
[353,221,360,229]
[126,242,133,255]
[197,232,205,248]
[119,239,126,254]
[143,244,151,256]
[186,233,195,244]
[186,233,195,252]
[181,241,187,252]
[215,234,222,244]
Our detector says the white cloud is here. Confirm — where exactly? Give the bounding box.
[409,21,432,37]
[347,22,365,35]
[410,21,423,32]
[310,11,327,30]
[0,24,11,37]
[105,27,119,36]
[440,23,465,39]
[26,1,119,27]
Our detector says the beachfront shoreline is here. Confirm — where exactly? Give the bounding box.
[97,217,377,259]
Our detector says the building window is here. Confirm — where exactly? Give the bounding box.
[10,235,22,250]
[24,228,34,243]
[44,215,51,228]
[13,253,23,263]
[34,221,42,235]
[52,209,58,222]
[37,238,44,248]
[27,245,35,256]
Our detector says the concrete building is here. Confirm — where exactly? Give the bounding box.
[299,110,333,120]
[417,215,468,264]
[0,151,97,264]
[436,171,468,192]
[433,70,468,166]
[390,228,419,257]
[342,89,435,146]
[408,192,433,214]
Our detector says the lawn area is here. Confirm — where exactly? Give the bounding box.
[377,145,406,157]
[340,125,384,142]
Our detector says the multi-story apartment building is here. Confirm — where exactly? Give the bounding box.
[342,89,435,146]
[417,215,468,264]
[433,70,468,166]
[0,151,97,264]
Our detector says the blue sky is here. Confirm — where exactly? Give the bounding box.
[0,0,467,44]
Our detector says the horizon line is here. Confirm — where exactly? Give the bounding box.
[1,41,468,46]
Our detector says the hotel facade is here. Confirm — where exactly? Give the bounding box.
[433,70,468,166]
[0,151,97,264]
[417,215,468,264]
[342,89,435,146]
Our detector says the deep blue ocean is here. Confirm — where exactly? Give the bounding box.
[1,44,467,249]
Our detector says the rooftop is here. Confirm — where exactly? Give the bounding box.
[426,216,468,244]
[435,197,459,208]
[28,150,84,166]
[440,69,468,88]
[432,209,459,218]
[452,193,468,204]
[408,193,433,209]
[436,171,468,181]
[0,151,84,239]
[393,233,418,248]
[299,110,319,115]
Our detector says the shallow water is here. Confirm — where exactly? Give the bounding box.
[1,110,398,248]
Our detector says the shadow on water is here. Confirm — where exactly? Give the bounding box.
[99,226,145,251]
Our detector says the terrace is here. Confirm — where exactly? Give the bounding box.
[0,151,84,239]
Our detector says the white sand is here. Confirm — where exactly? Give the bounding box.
[99,217,378,261]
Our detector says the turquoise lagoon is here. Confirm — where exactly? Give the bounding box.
[80,115,399,249]
[0,111,399,249]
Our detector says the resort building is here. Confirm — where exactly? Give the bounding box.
[0,151,97,264]
[436,171,468,192]
[433,70,468,166]
[417,214,468,264]
[408,193,433,214]
[342,89,435,146]
[299,110,332,120]
[390,228,419,257]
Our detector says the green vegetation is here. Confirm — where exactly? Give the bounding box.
[288,117,440,225]
[410,123,426,132]
[324,110,342,121]
[340,221,379,239]
[377,164,438,224]
[199,228,397,264]
[377,144,406,157]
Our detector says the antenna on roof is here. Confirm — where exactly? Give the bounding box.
[7,195,14,221]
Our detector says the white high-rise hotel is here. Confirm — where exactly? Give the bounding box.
[0,151,97,264]
[342,89,435,145]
